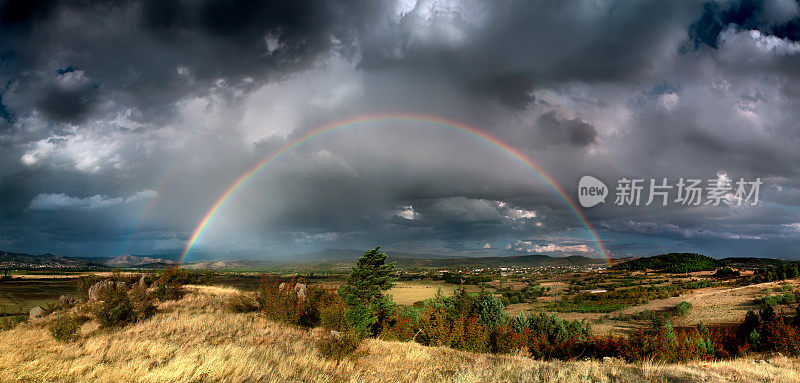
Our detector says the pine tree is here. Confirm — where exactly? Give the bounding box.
[337,247,397,337]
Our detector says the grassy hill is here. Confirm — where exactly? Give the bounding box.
[611,253,718,273]
[1,285,798,382]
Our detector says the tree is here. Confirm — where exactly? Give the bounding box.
[337,247,397,337]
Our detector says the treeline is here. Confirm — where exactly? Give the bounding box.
[745,263,800,284]
[436,272,494,285]
[612,253,717,273]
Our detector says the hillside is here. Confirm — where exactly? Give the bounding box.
[0,250,106,269]
[105,255,176,267]
[611,253,718,273]
[2,285,797,382]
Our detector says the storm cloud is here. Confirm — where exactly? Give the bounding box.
[0,0,798,260]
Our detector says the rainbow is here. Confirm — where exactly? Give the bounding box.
[179,113,610,265]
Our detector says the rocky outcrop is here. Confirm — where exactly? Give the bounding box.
[88,280,128,301]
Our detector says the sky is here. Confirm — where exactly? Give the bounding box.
[0,0,799,260]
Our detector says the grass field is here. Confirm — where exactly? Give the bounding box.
[0,278,78,315]
[386,280,481,306]
[1,285,798,382]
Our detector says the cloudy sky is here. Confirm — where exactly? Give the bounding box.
[1,0,799,260]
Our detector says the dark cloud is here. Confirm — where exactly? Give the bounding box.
[37,83,97,123]
[535,111,597,148]
[359,1,697,109]
[0,0,57,32]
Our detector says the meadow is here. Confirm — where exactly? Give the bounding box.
[1,285,798,382]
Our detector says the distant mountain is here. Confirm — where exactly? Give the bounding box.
[0,250,107,269]
[182,259,273,270]
[105,254,176,267]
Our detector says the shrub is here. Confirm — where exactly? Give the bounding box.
[257,276,340,328]
[152,284,184,302]
[49,314,88,342]
[94,285,136,327]
[93,283,155,327]
[380,306,420,341]
[258,276,301,324]
[129,284,156,321]
[714,267,740,278]
[225,292,259,313]
[0,314,26,330]
[675,301,692,316]
[759,317,800,355]
[478,295,507,329]
[316,331,362,362]
[320,299,349,332]
[151,267,187,302]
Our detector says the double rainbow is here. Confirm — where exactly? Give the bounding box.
[178,113,610,265]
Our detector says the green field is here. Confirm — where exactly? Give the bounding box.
[0,278,78,315]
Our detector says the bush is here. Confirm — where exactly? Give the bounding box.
[257,276,340,328]
[478,295,507,329]
[151,267,187,302]
[675,301,692,316]
[316,331,362,362]
[0,314,26,330]
[152,284,184,302]
[714,267,740,278]
[129,284,156,321]
[319,299,349,332]
[225,292,259,313]
[94,285,135,327]
[93,283,155,327]
[380,306,420,341]
[49,314,88,342]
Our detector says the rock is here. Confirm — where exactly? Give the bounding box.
[58,295,77,308]
[29,306,45,320]
[295,283,307,300]
[278,282,306,300]
[138,275,147,287]
[87,280,115,302]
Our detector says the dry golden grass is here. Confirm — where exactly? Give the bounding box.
[385,280,479,306]
[1,285,798,382]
